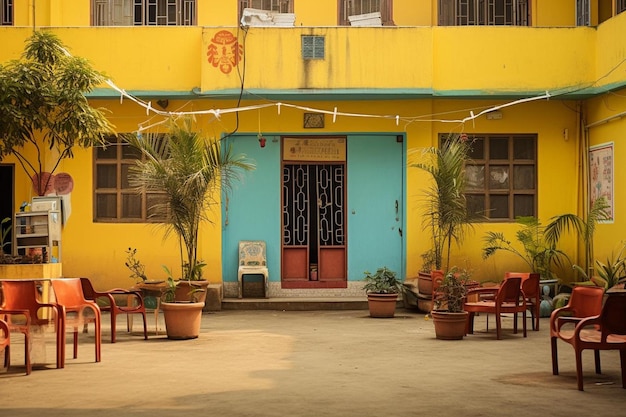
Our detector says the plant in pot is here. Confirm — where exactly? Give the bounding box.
[431,267,472,340]
[412,133,478,336]
[363,267,402,318]
[127,117,254,339]
[482,216,569,281]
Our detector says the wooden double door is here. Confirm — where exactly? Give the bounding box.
[281,162,347,288]
[280,135,403,289]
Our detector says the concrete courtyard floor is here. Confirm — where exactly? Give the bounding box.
[1,307,626,417]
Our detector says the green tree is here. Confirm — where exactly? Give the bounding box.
[126,117,255,282]
[412,134,476,272]
[0,31,113,195]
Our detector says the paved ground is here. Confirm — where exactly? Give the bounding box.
[1,308,626,417]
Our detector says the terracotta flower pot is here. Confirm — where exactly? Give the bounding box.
[367,293,399,318]
[431,310,468,340]
[174,280,209,304]
[161,301,204,339]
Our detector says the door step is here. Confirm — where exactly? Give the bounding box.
[222,297,370,311]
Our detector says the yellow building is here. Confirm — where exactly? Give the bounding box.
[1,1,625,298]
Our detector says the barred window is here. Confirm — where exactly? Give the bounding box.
[239,0,293,19]
[439,0,529,26]
[338,0,394,26]
[1,0,13,26]
[92,0,196,26]
[94,138,168,223]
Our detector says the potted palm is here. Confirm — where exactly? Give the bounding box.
[127,117,254,339]
[363,267,403,318]
[412,134,475,297]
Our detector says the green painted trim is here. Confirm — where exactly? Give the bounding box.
[88,81,626,101]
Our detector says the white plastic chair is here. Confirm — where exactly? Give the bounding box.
[238,241,269,298]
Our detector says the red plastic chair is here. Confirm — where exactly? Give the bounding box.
[51,278,102,366]
[0,280,64,372]
[464,276,527,339]
[0,318,12,373]
[505,272,541,331]
[80,277,148,343]
[550,285,605,383]
[552,292,626,390]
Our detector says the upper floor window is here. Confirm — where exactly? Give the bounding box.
[576,0,590,26]
[92,0,196,26]
[339,0,393,26]
[239,0,293,19]
[1,0,13,26]
[460,134,537,221]
[439,0,530,26]
[94,137,167,223]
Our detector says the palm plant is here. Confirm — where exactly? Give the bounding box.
[482,216,568,280]
[544,196,610,278]
[412,134,474,272]
[127,117,254,282]
[571,242,626,291]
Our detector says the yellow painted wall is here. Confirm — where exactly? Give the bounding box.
[2,2,626,290]
[585,87,626,263]
[9,1,613,28]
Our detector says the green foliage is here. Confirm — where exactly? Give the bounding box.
[412,134,476,271]
[482,216,568,280]
[363,267,402,294]
[572,242,626,291]
[0,31,113,195]
[434,266,471,313]
[161,275,178,303]
[544,196,610,277]
[126,116,254,282]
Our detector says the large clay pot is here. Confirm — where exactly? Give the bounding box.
[417,272,433,295]
[161,301,204,339]
[367,293,399,318]
[418,270,445,295]
[431,310,468,340]
[174,280,209,304]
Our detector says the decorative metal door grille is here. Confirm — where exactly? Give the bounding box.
[282,164,345,247]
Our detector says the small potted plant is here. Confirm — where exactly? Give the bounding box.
[431,267,473,340]
[363,267,403,318]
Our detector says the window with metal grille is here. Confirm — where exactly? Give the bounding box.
[338,0,393,25]
[576,0,590,26]
[92,0,196,26]
[239,0,293,19]
[1,0,13,26]
[94,137,168,223]
[446,133,537,221]
[619,0,626,14]
[302,35,325,59]
[438,0,529,26]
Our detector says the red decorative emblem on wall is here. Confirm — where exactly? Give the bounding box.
[207,30,242,74]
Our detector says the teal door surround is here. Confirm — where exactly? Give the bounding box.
[221,133,405,295]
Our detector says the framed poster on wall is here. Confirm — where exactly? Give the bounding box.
[589,142,614,222]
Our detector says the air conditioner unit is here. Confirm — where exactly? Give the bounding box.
[241,8,295,27]
[348,12,382,27]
